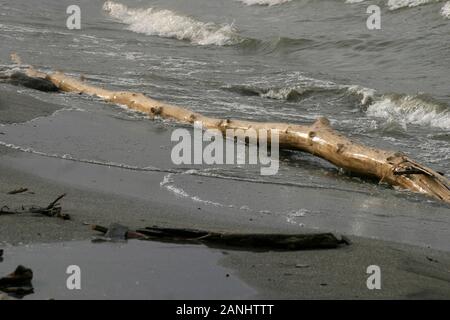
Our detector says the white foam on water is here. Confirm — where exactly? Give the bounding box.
[259,87,299,100]
[366,95,450,130]
[160,173,224,206]
[387,0,442,10]
[160,174,191,198]
[441,1,450,17]
[236,0,292,6]
[102,1,242,46]
[345,0,365,3]
[286,209,308,226]
[345,85,377,105]
[236,80,376,106]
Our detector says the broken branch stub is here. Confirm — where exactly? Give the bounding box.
[14,58,450,204]
[29,193,70,220]
[7,187,28,195]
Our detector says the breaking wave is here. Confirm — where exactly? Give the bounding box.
[236,0,292,6]
[224,84,339,101]
[442,1,450,17]
[224,76,376,105]
[345,0,365,3]
[387,0,443,10]
[102,1,242,46]
[226,77,449,130]
[237,36,315,55]
[367,94,450,130]
[346,85,377,105]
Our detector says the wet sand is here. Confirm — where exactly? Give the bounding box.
[1,87,450,299]
[2,147,450,299]
[1,241,256,300]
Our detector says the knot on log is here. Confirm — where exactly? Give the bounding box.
[284,126,293,134]
[336,143,345,154]
[150,106,162,116]
[219,119,231,127]
[188,113,197,123]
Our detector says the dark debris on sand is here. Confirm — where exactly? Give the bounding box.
[0,193,70,220]
[0,265,34,299]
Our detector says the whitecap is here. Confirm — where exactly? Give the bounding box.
[346,85,377,106]
[366,94,450,130]
[345,0,365,3]
[236,0,292,6]
[441,1,450,17]
[103,1,242,46]
[387,0,442,11]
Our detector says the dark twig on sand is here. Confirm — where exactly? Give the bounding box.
[45,194,66,211]
[0,206,20,215]
[29,193,70,220]
[7,187,29,195]
[0,194,70,220]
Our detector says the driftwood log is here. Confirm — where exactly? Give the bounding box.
[13,55,450,204]
[137,226,349,250]
[92,224,349,251]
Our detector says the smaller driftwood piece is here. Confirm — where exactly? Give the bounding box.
[92,224,350,251]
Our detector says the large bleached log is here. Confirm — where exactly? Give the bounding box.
[17,59,450,204]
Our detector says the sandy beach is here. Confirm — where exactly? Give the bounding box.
[1,87,450,299]
[2,151,450,299]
